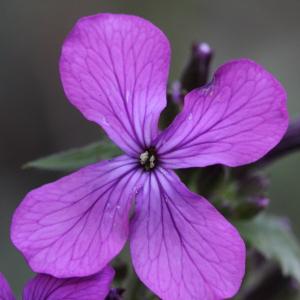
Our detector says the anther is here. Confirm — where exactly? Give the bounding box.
[139,148,157,171]
[140,151,149,165]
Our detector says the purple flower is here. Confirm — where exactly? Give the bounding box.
[0,267,114,300]
[11,14,288,300]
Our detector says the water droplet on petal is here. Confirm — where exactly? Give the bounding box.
[188,113,193,121]
[101,116,110,127]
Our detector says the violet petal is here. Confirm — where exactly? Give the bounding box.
[23,266,114,300]
[0,273,15,300]
[60,14,171,155]
[11,155,142,277]
[130,168,245,300]
[156,59,288,169]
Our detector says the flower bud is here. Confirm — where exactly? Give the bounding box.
[237,173,270,197]
[106,288,125,300]
[181,42,213,92]
[235,197,269,219]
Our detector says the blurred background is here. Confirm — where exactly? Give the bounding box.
[1,0,299,297]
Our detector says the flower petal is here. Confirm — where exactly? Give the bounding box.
[23,266,114,300]
[11,155,142,277]
[0,273,15,300]
[130,169,245,300]
[60,14,170,155]
[156,59,288,168]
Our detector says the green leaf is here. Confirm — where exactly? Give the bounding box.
[23,140,122,171]
[235,214,300,282]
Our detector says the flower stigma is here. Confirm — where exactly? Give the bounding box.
[139,147,157,171]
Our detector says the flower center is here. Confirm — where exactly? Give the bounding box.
[139,147,157,171]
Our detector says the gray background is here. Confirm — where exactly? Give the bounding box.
[1,0,300,297]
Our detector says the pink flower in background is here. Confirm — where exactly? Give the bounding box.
[0,267,114,300]
[11,14,288,300]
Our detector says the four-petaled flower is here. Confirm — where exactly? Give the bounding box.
[11,14,288,300]
[0,267,114,300]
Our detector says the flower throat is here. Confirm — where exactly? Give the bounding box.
[139,147,157,171]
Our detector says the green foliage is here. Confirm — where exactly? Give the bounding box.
[23,140,122,171]
[236,214,300,282]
